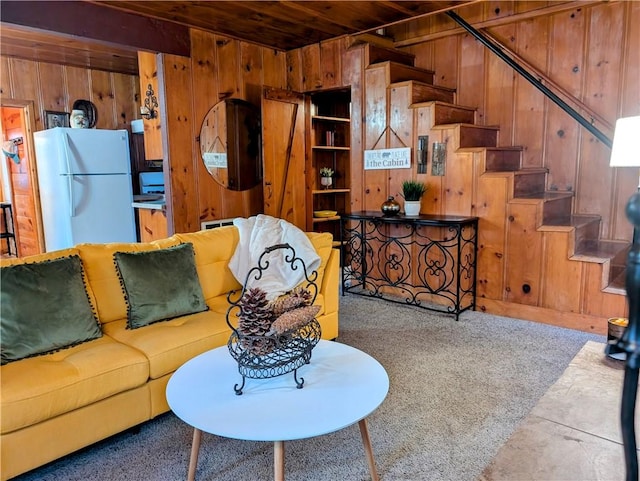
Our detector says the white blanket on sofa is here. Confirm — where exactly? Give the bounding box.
[229,214,321,299]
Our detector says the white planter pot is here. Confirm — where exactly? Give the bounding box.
[404,200,421,216]
[320,176,333,189]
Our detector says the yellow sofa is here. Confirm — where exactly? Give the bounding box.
[0,226,340,480]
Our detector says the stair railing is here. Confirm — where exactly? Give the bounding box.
[446,10,613,149]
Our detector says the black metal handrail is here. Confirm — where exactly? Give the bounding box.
[446,10,612,149]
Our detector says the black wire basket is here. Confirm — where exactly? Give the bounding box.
[226,243,322,395]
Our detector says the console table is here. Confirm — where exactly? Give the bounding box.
[341,212,478,320]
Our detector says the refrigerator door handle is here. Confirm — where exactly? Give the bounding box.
[62,132,76,217]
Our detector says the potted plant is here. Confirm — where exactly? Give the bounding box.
[319,167,334,189]
[400,180,427,216]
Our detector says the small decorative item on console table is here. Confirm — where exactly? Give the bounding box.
[381,196,401,216]
[341,211,478,320]
[226,243,321,395]
[399,180,427,216]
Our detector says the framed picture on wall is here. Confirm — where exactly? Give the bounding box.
[44,111,70,129]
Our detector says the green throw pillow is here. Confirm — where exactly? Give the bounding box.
[114,243,208,329]
[1,255,101,365]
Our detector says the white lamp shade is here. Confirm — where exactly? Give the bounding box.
[610,115,640,167]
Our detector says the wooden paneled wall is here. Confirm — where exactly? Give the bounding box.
[159,29,287,234]
[391,0,639,241]
[0,57,140,131]
[286,1,638,332]
[0,57,141,256]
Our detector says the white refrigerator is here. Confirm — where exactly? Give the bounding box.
[33,128,137,251]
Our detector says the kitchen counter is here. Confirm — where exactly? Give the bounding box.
[132,194,165,211]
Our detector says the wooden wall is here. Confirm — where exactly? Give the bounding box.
[286,1,638,333]
[0,56,141,256]
[0,57,140,132]
[391,0,639,241]
[159,29,287,234]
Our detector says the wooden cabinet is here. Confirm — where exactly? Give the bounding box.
[307,89,351,244]
[136,208,167,243]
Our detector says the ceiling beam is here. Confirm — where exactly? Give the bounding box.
[1,1,190,56]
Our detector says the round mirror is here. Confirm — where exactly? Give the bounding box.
[200,98,261,191]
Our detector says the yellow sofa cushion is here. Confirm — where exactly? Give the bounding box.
[0,336,149,434]
[173,227,242,302]
[76,238,180,324]
[174,228,333,302]
[304,232,334,292]
[102,310,231,380]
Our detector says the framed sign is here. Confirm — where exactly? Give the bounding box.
[44,111,70,129]
[203,152,228,169]
[364,147,411,170]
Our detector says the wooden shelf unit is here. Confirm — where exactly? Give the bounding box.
[307,88,351,242]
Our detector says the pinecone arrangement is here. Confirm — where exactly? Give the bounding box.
[237,287,276,355]
[236,286,318,355]
[269,286,313,316]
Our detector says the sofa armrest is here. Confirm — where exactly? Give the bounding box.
[320,248,340,315]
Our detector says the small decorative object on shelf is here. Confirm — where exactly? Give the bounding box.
[319,167,334,189]
[381,196,401,216]
[226,243,322,395]
[399,180,427,216]
[432,142,446,176]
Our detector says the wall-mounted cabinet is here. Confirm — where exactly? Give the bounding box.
[307,89,351,245]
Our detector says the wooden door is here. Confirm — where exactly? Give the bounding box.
[0,101,44,256]
[261,87,306,229]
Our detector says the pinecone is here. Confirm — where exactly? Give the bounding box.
[270,305,321,335]
[269,286,313,317]
[237,287,276,355]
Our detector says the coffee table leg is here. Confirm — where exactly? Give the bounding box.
[274,440,285,481]
[187,428,202,481]
[358,419,380,481]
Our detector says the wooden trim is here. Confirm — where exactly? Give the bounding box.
[358,0,483,35]
[394,1,605,47]
[0,98,45,254]
[1,1,190,56]
[477,297,609,335]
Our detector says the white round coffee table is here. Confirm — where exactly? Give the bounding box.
[166,339,389,481]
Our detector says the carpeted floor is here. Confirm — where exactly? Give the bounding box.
[14,294,605,481]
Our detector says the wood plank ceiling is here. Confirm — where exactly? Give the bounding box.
[0,0,476,75]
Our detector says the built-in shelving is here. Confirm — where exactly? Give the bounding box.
[312,188,350,195]
[306,88,351,243]
[312,145,350,151]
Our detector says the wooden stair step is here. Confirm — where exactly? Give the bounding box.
[367,60,436,85]
[571,239,630,263]
[433,123,499,148]
[385,61,435,84]
[513,168,547,197]
[512,191,574,225]
[361,43,415,66]
[606,269,627,294]
[462,146,523,173]
[567,214,602,253]
[484,147,523,171]
[389,80,455,104]
[410,100,476,125]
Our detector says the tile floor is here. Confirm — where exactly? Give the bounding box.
[479,341,639,481]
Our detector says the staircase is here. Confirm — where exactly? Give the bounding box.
[360,43,629,325]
